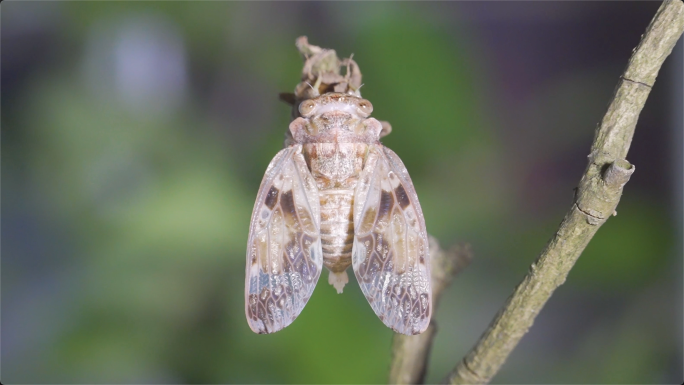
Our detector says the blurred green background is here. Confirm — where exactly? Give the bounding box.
[2,1,682,384]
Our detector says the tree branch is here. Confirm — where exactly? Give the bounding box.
[444,2,684,384]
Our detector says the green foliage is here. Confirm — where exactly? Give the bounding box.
[3,1,677,384]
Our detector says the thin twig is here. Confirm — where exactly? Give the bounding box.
[389,239,472,385]
[445,2,684,384]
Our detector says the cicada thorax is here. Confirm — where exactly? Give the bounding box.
[302,142,369,273]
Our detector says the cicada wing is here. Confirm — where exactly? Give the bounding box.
[245,145,323,334]
[352,145,432,335]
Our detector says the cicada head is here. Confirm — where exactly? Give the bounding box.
[290,93,382,144]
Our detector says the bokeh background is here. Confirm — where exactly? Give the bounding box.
[2,1,682,384]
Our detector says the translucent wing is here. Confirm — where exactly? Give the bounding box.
[352,145,432,335]
[245,145,323,334]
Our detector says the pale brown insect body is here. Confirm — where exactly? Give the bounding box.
[246,92,431,335]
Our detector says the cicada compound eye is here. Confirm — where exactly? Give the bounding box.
[357,99,373,117]
[298,100,317,117]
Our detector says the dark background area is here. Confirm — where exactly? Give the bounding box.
[2,1,682,383]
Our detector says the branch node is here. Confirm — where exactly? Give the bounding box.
[602,159,635,188]
[574,203,604,225]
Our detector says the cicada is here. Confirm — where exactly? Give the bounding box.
[245,92,431,335]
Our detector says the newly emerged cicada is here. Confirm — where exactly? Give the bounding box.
[245,92,431,335]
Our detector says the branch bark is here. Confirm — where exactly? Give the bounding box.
[445,2,684,384]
